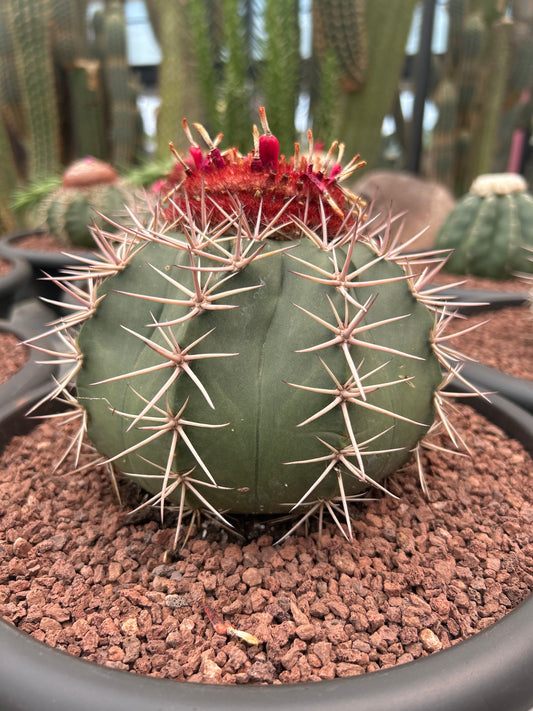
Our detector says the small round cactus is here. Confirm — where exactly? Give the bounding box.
[33,109,475,542]
[435,173,533,279]
[35,157,135,248]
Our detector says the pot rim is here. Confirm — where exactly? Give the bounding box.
[0,302,59,419]
[430,286,529,315]
[0,229,92,269]
[459,361,533,420]
[0,252,32,291]
[0,383,532,711]
[0,252,32,319]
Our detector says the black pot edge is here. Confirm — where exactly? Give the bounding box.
[430,286,529,314]
[0,253,32,319]
[0,229,93,270]
[0,303,59,423]
[0,388,532,710]
[459,361,533,419]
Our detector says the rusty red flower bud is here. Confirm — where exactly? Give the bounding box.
[258,106,279,170]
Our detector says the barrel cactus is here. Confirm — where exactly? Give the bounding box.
[435,173,533,279]
[34,157,135,248]
[32,109,475,543]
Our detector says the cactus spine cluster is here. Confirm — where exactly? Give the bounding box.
[32,110,476,543]
[435,173,533,279]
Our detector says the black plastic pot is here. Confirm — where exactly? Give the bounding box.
[0,252,32,319]
[461,361,533,416]
[433,286,529,315]
[0,229,92,311]
[433,285,533,414]
[0,301,59,420]
[0,379,532,710]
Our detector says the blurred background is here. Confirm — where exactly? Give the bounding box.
[1,0,533,236]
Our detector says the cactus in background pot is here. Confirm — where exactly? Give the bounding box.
[435,173,533,279]
[33,157,136,248]
[31,109,477,544]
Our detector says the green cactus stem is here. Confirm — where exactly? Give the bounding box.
[315,0,368,92]
[31,109,477,544]
[326,0,418,170]
[102,0,140,167]
[435,172,533,279]
[7,0,61,180]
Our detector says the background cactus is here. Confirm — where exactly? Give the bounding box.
[33,110,474,542]
[0,0,142,188]
[6,0,62,180]
[100,0,143,168]
[315,0,418,171]
[25,157,136,248]
[435,172,533,279]
[426,2,533,195]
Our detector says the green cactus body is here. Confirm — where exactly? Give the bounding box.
[34,110,474,541]
[435,173,533,279]
[76,236,441,514]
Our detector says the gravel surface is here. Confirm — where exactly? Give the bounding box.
[0,332,28,385]
[1,404,531,685]
[0,258,13,277]
[456,306,533,380]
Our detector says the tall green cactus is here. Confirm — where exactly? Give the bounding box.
[152,0,302,156]
[430,80,459,186]
[6,0,61,180]
[33,110,475,543]
[316,0,418,170]
[474,18,513,177]
[0,118,20,233]
[102,0,140,168]
[0,0,140,204]
[260,0,300,152]
[50,0,107,161]
[154,0,208,158]
[0,2,25,140]
[315,0,368,92]
[220,0,251,150]
[428,2,533,195]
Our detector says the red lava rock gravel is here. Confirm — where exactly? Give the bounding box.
[10,233,84,253]
[0,257,14,277]
[0,333,28,385]
[0,405,532,685]
[456,306,532,380]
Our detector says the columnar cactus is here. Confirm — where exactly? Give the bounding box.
[435,173,533,279]
[101,0,141,167]
[32,109,475,542]
[6,0,61,180]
